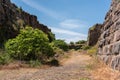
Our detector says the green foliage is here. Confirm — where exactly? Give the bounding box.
[76,40,86,44]
[50,40,64,54]
[53,47,64,54]
[5,26,54,61]
[70,41,74,45]
[51,40,68,51]
[80,78,90,80]
[0,53,11,65]
[87,47,97,56]
[29,60,41,67]
[68,40,86,50]
[17,7,22,13]
[82,45,90,50]
[48,32,55,42]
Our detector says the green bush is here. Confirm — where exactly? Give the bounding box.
[54,48,64,54]
[75,40,86,44]
[29,60,41,67]
[82,45,90,50]
[0,53,11,65]
[70,42,74,45]
[48,32,55,42]
[5,26,54,61]
[51,40,68,51]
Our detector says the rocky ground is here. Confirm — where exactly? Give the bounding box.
[0,51,120,80]
[0,51,92,80]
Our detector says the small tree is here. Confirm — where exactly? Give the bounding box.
[70,42,74,45]
[51,39,68,51]
[5,26,54,61]
[76,40,86,44]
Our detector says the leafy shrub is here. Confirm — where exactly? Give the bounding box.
[50,42,63,53]
[54,48,64,54]
[5,26,54,61]
[75,40,86,44]
[0,53,11,65]
[29,60,41,67]
[48,32,55,42]
[70,42,74,45]
[50,41,64,57]
[51,40,68,51]
[82,45,90,50]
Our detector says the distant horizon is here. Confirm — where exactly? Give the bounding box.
[11,0,111,43]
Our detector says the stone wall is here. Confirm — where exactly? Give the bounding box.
[0,0,52,46]
[98,0,120,71]
[87,24,103,46]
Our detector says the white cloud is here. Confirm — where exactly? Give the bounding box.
[20,0,88,42]
[60,19,88,29]
[21,0,62,19]
[56,36,87,43]
[50,27,87,43]
[50,27,86,36]
[65,37,86,43]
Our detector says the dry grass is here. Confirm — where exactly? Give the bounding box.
[80,77,90,80]
[87,47,97,56]
[59,50,74,65]
[0,61,50,70]
[85,46,120,80]
[87,56,120,80]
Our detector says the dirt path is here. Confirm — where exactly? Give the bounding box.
[0,51,92,80]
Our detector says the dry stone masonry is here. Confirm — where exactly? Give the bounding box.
[98,0,120,71]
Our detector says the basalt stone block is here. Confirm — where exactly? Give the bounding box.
[112,42,120,55]
[98,48,103,55]
[97,0,120,71]
[114,30,120,41]
[99,39,106,48]
[111,55,120,71]
[103,55,113,65]
[103,46,109,55]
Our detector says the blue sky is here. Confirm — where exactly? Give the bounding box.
[11,0,111,43]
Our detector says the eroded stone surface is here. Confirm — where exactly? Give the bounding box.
[0,0,52,46]
[87,24,103,46]
[98,0,120,71]
[88,0,120,71]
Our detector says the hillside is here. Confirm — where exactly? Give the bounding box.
[0,0,53,47]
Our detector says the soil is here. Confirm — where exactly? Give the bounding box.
[0,51,92,80]
[0,51,120,80]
